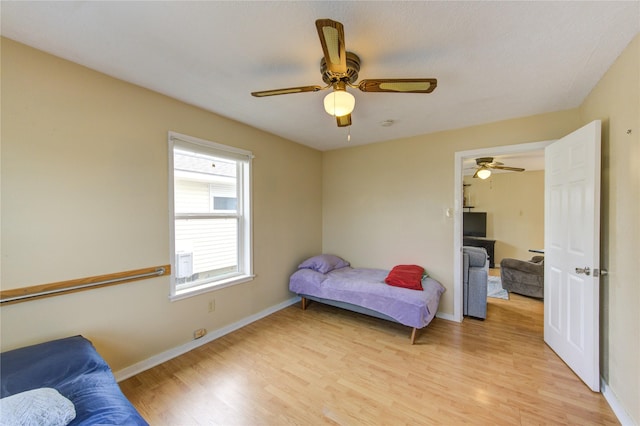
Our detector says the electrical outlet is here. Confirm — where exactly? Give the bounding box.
[193,328,207,339]
[208,299,215,313]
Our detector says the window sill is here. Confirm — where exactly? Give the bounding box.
[169,274,255,302]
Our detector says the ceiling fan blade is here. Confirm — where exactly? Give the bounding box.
[316,19,347,75]
[358,79,437,93]
[472,168,480,179]
[491,165,525,172]
[251,85,324,97]
[336,113,352,127]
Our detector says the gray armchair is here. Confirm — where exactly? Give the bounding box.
[463,246,489,319]
[500,256,544,298]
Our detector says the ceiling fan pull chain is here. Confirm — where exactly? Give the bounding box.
[347,126,351,142]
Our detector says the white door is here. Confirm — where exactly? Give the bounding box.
[544,120,601,391]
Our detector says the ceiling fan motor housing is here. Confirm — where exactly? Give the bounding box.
[321,52,361,84]
[476,157,495,166]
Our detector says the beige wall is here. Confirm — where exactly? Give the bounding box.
[0,38,323,370]
[323,111,580,316]
[323,33,639,424]
[579,34,639,423]
[463,171,545,265]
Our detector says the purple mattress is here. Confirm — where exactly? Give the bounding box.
[289,266,445,329]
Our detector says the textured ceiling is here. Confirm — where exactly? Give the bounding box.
[2,1,638,151]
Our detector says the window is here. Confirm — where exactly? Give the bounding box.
[212,196,237,211]
[168,131,253,300]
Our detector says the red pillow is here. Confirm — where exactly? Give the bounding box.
[384,265,425,290]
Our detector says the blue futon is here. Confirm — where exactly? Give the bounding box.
[0,335,147,425]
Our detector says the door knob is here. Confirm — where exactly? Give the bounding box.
[575,267,591,276]
[594,268,608,277]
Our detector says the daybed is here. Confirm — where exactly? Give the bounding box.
[289,255,445,344]
[0,335,148,426]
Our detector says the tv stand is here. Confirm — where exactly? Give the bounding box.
[463,237,496,268]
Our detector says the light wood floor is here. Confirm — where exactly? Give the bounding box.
[120,292,618,425]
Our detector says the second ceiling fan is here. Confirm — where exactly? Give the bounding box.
[472,157,525,179]
[251,19,438,127]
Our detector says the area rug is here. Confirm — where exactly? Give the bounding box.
[488,276,509,300]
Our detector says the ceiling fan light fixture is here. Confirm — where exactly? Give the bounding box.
[477,168,492,179]
[323,89,355,117]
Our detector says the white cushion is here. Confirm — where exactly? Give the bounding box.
[0,388,76,426]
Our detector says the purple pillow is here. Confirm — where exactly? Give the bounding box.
[298,254,350,274]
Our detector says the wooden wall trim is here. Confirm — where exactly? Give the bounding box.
[0,265,171,305]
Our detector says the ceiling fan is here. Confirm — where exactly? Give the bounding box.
[472,157,525,179]
[251,19,437,127]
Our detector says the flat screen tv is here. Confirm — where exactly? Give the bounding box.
[463,212,487,237]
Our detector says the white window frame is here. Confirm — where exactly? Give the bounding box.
[168,131,254,301]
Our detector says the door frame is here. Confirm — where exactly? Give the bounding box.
[452,140,554,322]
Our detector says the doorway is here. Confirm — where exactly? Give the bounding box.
[453,140,553,322]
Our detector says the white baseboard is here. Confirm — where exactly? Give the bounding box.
[436,311,458,322]
[114,296,300,382]
[601,378,636,426]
